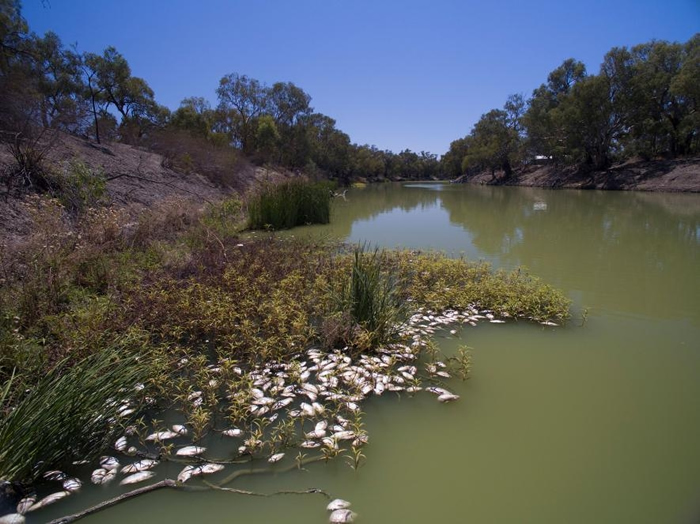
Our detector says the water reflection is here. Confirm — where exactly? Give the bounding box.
[295,183,700,322]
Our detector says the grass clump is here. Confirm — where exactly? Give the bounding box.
[0,341,155,483]
[247,179,333,230]
[327,246,408,351]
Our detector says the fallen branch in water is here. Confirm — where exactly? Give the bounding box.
[46,479,199,524]
[47,456,330,523]
[204,482,332,500]
[214,454,326,487]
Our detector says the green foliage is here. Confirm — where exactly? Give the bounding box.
[55,159,107,213]
[0,343,154,483]
[333,246,408,351]
[247,179,333,230]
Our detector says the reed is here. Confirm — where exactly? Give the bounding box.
[0,344,154,483]
[247,180,333,230]
[336,245,408,350]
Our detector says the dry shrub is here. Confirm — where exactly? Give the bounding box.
[148,129,245,189]
[128,197,203,248]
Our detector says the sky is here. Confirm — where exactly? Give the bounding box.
[22,0,700,155]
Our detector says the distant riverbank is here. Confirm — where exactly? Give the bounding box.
[454,157,700,193]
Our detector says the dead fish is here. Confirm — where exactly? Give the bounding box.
[312,402,326,414]
[121,459,159,474]
[0,513,25,524]
[302,383,319,395]
[42,470,66,481]
[91,468,116,485]
[268,453,285,463]
[177,463,223,483]
[300,440,321,448]
[425,386,451,396]
[540,321,558,326]
[114,435,128,451]
[187,390,203,401]
[199,463,224,475]
[438,393,460,403]
[300,402,315,417]
[271,398,293,411]
[327,499,352,511]
[145,430,179,441]
[172,424,188,436]
[436,371,451,379]
[16,496,36,515]
[62,478,82,493]
[322,437,339,450]
[302,390,318,401]
[222,428,243,437]
[250,388,265,399]
[333,430,356,441]
[329,509,356,522]
[177,465,196,483]
[352,434,369,447]
[119,471,156,486]
[26,491,71,512]
[176,445,206,456]
[490,319,506,324]
[305,429,326,439]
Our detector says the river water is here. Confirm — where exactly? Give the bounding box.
[38,183,700,523]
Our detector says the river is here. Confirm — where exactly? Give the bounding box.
[39,183,700,523]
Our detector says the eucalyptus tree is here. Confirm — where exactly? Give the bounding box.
[216,73,269,154]
[31,31,87,132]
[522,59,587,161]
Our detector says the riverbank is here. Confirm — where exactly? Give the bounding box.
[454,157,700,192]
[0,133,301,243]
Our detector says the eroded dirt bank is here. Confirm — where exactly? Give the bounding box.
[456,158,700,192]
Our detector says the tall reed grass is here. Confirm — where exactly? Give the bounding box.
[247,180,333,230]
[0,345,154,483]
[335,246,408,350]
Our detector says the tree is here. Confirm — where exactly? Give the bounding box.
[253,114,280,163]
[268,81,311,127]
[169,96,214,139]
[31,32,86,132]
[216,73,268,153]
[440,137,471,178]
[464,102,523,177]
[523,59,587,161]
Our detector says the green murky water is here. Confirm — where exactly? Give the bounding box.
[38,183,700,523]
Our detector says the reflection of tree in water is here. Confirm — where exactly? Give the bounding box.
[438,186,700,322]
[328,183,444,239]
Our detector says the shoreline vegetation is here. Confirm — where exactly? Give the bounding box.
[0,186,570,522]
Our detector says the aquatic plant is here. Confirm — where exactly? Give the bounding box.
[330,245,409,351]
[0,343,154,483]
[247,179,333,230]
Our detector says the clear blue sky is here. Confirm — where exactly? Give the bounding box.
[23,0,699,155]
